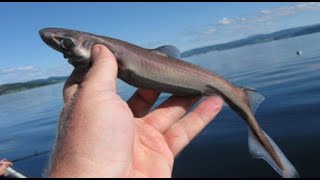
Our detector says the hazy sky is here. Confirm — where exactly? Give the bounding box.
[1,2,320,84]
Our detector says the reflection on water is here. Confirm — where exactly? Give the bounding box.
[1,33,320,177]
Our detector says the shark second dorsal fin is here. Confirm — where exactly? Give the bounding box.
[152,45,181,58]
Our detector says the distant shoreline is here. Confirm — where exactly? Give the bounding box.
[0,76,67,96]
[181,23,320,58]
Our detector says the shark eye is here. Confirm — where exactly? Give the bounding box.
[60,38,75,50]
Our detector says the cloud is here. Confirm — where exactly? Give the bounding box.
[260,9,271,14]
[259,3,320,21]
[0,66,36,74]
[0,66,45,84]
[254,2,320,23]
[44,63,73,77]
[218,18,233,25]
[0,66,43,83]
[176,2,320,51]
[204,28,217,34]
[0,63,73,85]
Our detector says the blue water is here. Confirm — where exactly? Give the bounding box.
[1,33,320,177]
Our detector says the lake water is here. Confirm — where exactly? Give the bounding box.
[1,33,320,178]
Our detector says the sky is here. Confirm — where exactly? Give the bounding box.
[1,2,320,84]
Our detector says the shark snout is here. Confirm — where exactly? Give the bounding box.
[38,28,64,51]
[39,28,62,42]
[39,28,51,44]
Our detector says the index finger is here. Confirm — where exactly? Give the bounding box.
[164,96,224,156]
[127,88,160,118]
[4,161,12,167]
[63,67,87,102]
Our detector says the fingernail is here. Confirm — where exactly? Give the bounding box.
[205,96,224,110]
[92,45,101,55]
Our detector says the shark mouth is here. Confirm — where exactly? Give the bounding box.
[67,58,90,68]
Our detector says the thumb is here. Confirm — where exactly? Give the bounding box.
[83,44,118,92]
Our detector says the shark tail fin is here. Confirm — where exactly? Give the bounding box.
[248,128,299,178]
[242,87,299,178]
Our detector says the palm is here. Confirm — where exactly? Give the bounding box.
[129,119,174,178]
[120,89,223,178]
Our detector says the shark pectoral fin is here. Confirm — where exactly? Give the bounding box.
[152,45,181,58]
[248,128,299,178]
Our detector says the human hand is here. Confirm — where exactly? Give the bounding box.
[47,45,223,178]
[0,159,13,176]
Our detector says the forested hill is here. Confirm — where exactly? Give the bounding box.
[181,23,320,58]
[0,76,67,96]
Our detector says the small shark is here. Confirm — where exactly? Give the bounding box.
[39,27,299,178]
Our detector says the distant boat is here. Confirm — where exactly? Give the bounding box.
[296,51,302,55]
